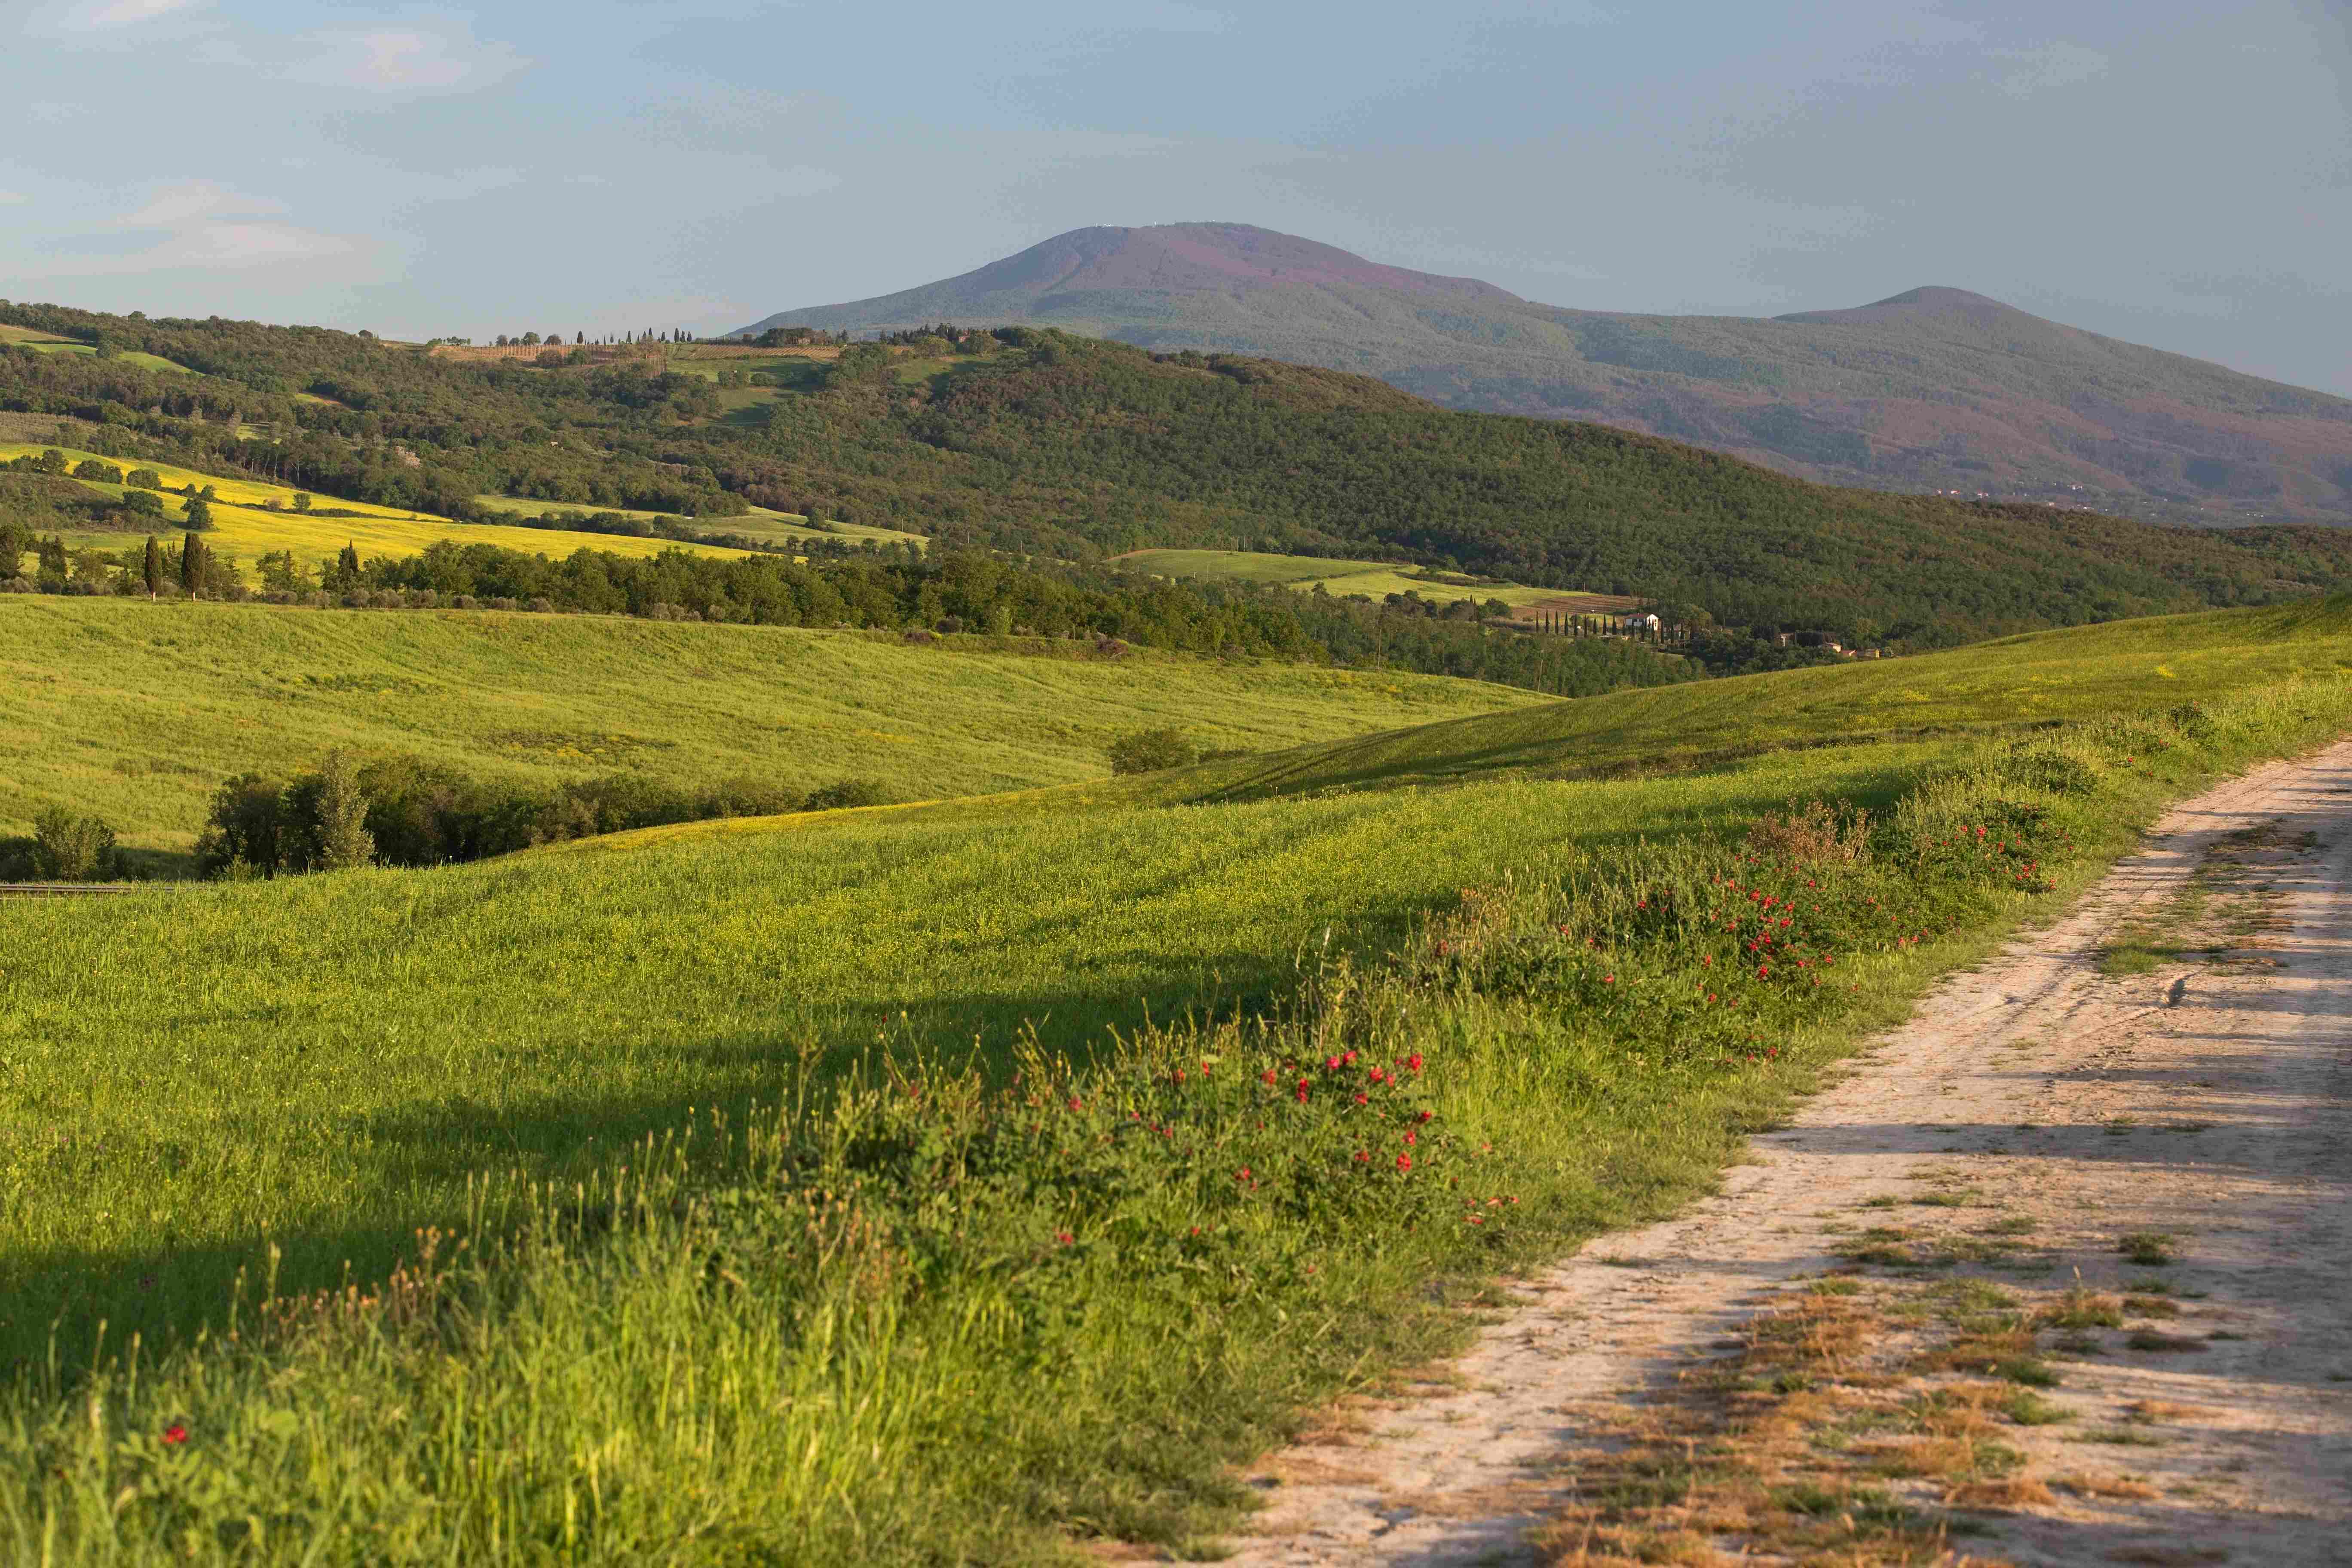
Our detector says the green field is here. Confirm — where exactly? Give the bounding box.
[0,595,1541,848]
[5,597,2349,1563]
[1112,547,1630,611]
[0,323,194,376]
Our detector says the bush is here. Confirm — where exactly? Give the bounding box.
[30,806,117,881]
[1106,726,1198,775]
[805,778,895,812]
[124,468,162,491]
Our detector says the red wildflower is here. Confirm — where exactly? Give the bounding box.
[1403,1130,1417,1145]
[1236,1167,1251,1181]
[1396,1153,1413,1172]
[1603,974,1615,984]
[1355,1150,1369,1163]
[1354,1093,1369,1106]
[1418,1109,1434,1121]
[1056,1231,1074,1246]
[1343,1050,1357,1065]
[161,1425,188,1446]
[1261,1069,1277,1086]
[1406,1054,1423,1072]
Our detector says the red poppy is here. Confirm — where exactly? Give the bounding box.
[1396,1153,1413,1172]
[162,1425,188,1446]
[1406,1054,1423,1072]
[1056,1231,1074,1246]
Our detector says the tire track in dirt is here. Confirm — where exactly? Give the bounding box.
[1226,740,2352,1567]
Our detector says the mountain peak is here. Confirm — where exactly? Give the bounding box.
[1774,286,2040,329]
[733,223,1519,338]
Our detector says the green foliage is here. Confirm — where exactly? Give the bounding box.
[309,750,374,870]
[1106,726,1198,774]
[28,805,116,880]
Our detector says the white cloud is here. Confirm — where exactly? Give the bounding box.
[119,178,281,228]
[1992,42,2108,97]
[22,178,371,278]
[47,0,206,31]
[284,26,527,93]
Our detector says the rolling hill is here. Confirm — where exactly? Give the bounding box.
[0,596,1536,851]
[735,223,2352,527]
[12,296,2352,652]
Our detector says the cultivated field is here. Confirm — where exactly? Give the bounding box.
[0,596,1536,848]
[1111,546,1634,612]
[4,596,2348,1563]
[1,444,757,563]
[466,492,927,548]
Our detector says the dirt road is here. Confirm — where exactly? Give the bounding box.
[1229,741,2352,1566]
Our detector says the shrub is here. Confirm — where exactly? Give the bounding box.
[29,806,117,882]
[1106,726,1198,775]
[806,778,895,812]
[124,468,162,491]
[1744,800,1871,867]
[195,773,289,876]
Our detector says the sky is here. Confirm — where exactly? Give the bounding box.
[4,0,2349,393]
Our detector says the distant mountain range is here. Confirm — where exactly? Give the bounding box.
[736,224,2352,527]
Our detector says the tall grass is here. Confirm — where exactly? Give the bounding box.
[4,677,2345,1565]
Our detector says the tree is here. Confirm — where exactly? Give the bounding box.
[30,807,117,882]
[338,542,361,579]
[124,469,162,490]
[181,496,213,531]
[122,489,163,518]
[292,492,312,513]
[312,751,375,870]
[143,534,162,596]
[194,773,286,876]
[34,449,68,475]
[180,530,204,594]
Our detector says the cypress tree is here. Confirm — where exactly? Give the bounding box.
[179,530,203,596]
[142,535,161,596]
[312,751,374,870]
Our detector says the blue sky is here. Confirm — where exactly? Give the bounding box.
[5,0,2348,393]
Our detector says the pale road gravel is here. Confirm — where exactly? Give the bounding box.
[1225,739,2352,1567]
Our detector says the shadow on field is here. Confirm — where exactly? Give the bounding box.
[0,976,1294,1377]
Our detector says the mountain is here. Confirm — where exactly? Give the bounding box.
[737,225,2352,527]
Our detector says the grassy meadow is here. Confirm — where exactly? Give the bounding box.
[0,324,195,377]
[2,445,756,564]
[1111,546,1614,610]
[1167,597,2352,800]
[3,595,2349,1562]
[0,595,1538,848]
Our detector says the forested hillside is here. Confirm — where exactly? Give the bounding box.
[6,297,2350,650]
